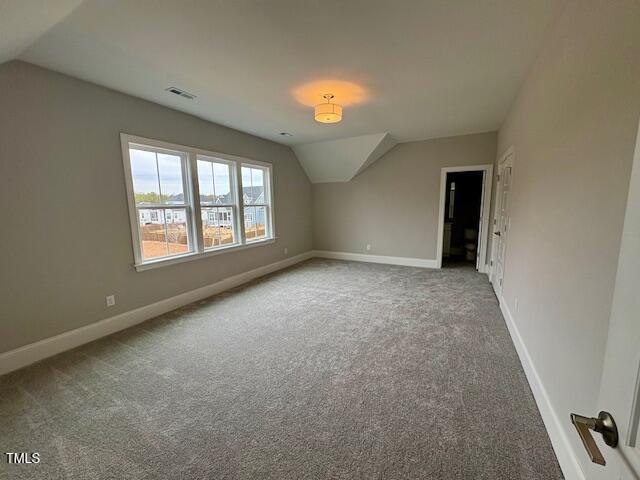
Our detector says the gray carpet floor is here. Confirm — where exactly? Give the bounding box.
[0,259,563,479]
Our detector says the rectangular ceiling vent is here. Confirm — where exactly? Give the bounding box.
[165,87,196,100]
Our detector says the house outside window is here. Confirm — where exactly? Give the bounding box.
[197,155,238,249]
[241,164,272,242]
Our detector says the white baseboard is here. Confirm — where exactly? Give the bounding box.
[1,250,434,376]
[0,251,314,376]
[499,298,585,480]
[313,250,438,268]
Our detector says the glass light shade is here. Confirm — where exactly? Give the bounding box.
[314,102,343,123]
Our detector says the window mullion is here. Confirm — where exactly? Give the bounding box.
[161,209,170,257]
[189,152,204,254]
[138,204,189,209]
[265,166,271,239]
[267,167,274,238]
[249,167,256,240]
[236,162,247,245]
[155,152,163,203]
[265,205,271,238]
[152,151,170,257]
[230,205,238,246]
[210,162,220,248]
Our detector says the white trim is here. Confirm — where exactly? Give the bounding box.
[120,133,276,271]
[134,237,276,272]
[499,297,586,480]
[435,164,494,271]
[313,250,438,268]
[0,251,313,376]
[0,250,438,376]
[195,153,240,253]
[241,161,275,241]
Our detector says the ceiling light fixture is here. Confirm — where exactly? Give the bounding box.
[314,94,342,124]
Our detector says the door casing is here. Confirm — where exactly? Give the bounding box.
[436,164,493,271]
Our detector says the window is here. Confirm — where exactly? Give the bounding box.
[241,164,272,242]
[121,134,274,270]
[197,156,237,250]
[127,145,192,261]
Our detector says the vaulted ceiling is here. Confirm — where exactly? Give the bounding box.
[0,0,84,62]
[294,133,397,183]
[2,0,563,181]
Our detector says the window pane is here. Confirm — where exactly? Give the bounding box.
[157,153,185,204]
[165,208,189,254]
[244,206,267,241]
[202,207,235,248]
[250,168,265,204]
[138,208,189,260]
[197,160,215,204]
[213,163,232,201]
[139,208,166,259]
[197,159,233,205]
[242,165,270,241]
[242,166,266,205]
[253,206,267,240]
[130,149,160,204]
[243,206,256,240]
[241,166,253,203]
[241,166,266,205]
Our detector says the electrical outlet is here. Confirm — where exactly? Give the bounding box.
[106,295,116,307]
[366,244,371,251]
[283,247,288,255]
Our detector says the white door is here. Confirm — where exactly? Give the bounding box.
[491,151,513,297]
[576,124,640,480]
[475,171,486,271]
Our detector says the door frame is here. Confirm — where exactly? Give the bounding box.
[436,164,494,271]
[489,146,514,287]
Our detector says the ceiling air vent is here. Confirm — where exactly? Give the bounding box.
[165,87,196,100]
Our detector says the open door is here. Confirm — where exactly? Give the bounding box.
[570,123,640,479]
[490,149,513,298]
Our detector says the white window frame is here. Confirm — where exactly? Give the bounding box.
[122,141,196,263]
[121,134,276,271]
[196,154,240,251]
[240,161,274,244]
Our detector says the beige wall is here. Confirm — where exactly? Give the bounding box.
[496,0,640,475]
[312,132,497,260]
[0,61,312,354]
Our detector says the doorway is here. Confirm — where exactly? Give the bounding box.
[436,164,493,271]
[442,171,484,267]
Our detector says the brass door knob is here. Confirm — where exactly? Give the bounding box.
[570,411,618,466]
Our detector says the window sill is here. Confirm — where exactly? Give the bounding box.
[134,238,277,272]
